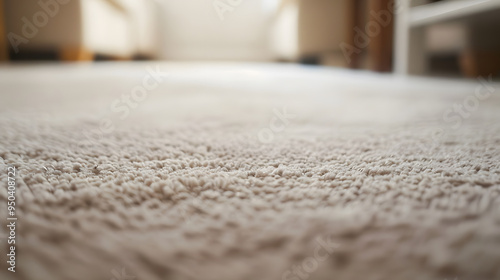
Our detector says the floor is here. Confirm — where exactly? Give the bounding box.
[0,62,500,280]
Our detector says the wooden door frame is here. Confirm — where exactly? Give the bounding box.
[368,0,394,72]
[0,0,8,61]
[347,0,394,72]
[346,0,364,69]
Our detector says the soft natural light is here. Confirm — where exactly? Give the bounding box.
[262,0,280,14]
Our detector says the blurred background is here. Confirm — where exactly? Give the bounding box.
[1,0,500,78]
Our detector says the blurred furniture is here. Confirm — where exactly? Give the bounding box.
[0,0,7,61]
[271,0,394,72]
[5,0,159,61]
[347,0,394,72]
[271,0,352,66]
[395,0,500,76]
[367,0,394,72]
[460,49,500,77]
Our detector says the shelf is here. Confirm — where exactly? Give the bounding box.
[409,0,500,27]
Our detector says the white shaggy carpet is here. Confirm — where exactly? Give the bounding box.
[1,63,500,280]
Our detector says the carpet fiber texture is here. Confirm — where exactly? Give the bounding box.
[0,64,500,280]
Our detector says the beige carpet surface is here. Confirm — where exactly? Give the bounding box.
[1,63,500,280]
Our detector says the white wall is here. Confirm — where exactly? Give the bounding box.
[157,0,277,61]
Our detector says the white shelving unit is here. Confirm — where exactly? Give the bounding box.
[394,0,500,75]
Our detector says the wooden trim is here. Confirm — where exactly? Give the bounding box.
[0,0,8,61]
[96,53,133,61]
[59,47,94,62]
